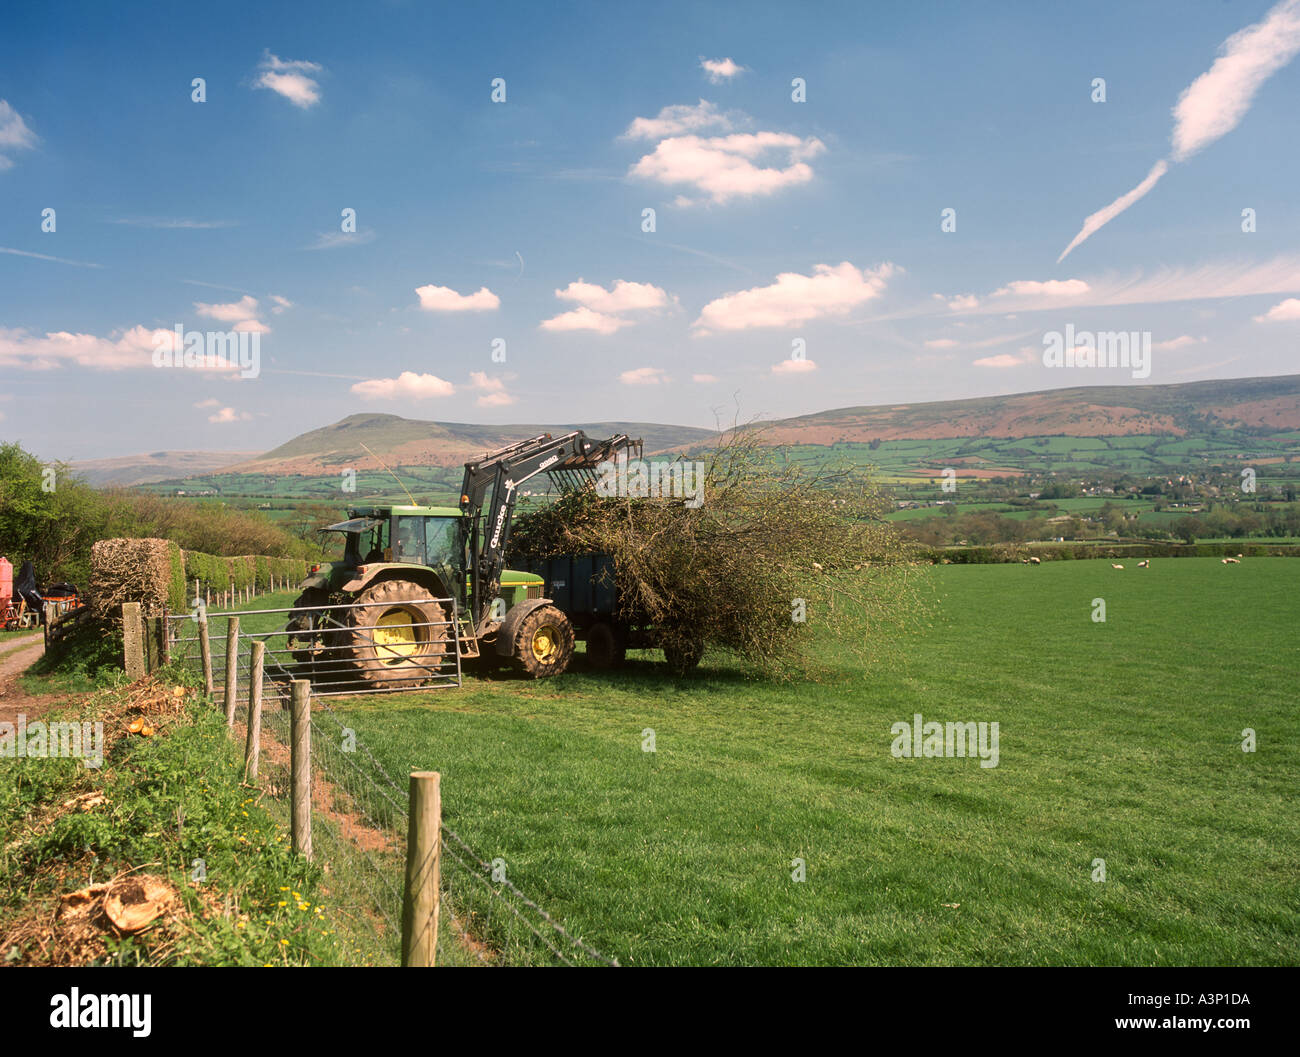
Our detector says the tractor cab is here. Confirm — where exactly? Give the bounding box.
[323,508,464,570]
[308,505,539,616]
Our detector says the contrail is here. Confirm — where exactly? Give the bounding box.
[1057,161,1168,263]
[1058,0,1300,262]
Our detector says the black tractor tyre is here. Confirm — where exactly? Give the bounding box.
[286,588,333,667]
[509,604,575,679]
[663,636,705,676]
[344,579,449,689]
[585,620,627,670]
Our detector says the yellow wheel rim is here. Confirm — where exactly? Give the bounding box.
[531,624,560,663]
[374,609,419,663]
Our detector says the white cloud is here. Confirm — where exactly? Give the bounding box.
[539,307,628,334]
[468,371,516,407]
[1172,0,1300,161]
[923,338,959,349]
[630,130,824,205]
[692,373,719,383]
[694,261,896,332]
[270,295,293,314]
[621,100,732,140]
[414,284,500,312]
[772,358,817,374]
[194,398,221,408]
[0,100,37,169]
[254,52,323,108]
[350,371,456,400]
[972,353,1031,368]
[555,278,670,313]
[620,366,669,385]
[944,256,1300,315]
[701,57,746,83]
[208,406,253,424]
[1254,297,1300,321]
[0,324,190,371]
[993,279,1090,299]
[541,278,671,333]
[1152,334,1208,350]
[938,293,979,312]
[195,295,262,323]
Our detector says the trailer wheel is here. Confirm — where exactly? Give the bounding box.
[663,636,704,675]
[344,580,449,689]
[510,604,574,679]
[585,621,627,670]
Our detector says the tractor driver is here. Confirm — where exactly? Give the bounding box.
[364,525,385,563]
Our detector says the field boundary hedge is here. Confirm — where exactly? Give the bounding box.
[88,537,306,617]
[179,550,306,602]
[925,540,1300,564]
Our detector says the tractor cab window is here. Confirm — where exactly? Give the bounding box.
[424,517,460,567]
[358,521,387,563]
[393,516,426,564]
[322,517,385,566]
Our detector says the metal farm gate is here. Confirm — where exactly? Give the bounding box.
[166,597,463,707]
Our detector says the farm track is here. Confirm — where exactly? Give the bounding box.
[0,637,60,726]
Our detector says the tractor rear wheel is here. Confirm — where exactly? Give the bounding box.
[510,604,575,679]
[344,580,449,689]
[585,621,627,670]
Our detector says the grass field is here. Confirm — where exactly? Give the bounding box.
[284,557,1299,966]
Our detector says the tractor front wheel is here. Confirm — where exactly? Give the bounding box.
[510,605,575,679]
[345,580,449,689]
[286,588,333,667]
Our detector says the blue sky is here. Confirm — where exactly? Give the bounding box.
[3,0,1300,460]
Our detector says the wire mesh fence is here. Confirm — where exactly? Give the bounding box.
[163,602,619,967]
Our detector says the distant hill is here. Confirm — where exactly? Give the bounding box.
[225,414,718,475]
[749,374,1300,445]
[120,374,1300,489]
[71,450,261,487]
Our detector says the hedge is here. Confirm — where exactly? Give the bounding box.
[181,550,307,598]
[924,541,1300,564]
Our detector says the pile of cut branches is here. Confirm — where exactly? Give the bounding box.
[511,429,928,678]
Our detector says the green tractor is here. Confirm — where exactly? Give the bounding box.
[285,431,640,687]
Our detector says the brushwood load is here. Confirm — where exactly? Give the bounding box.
[509,430,925,679]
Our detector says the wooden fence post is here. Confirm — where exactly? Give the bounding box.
[291,679,312,859]
[198,612,214,695]
[224,616,240,728]
[244,641,265,781]
[122,603,145,681]
[402,771,441,967]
